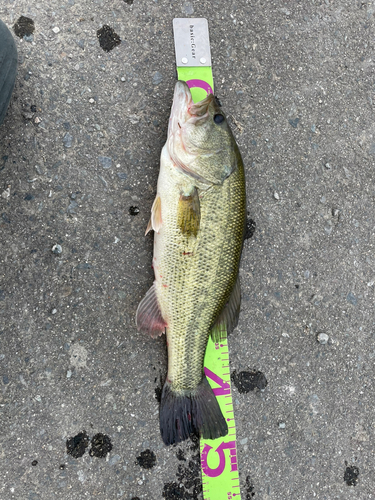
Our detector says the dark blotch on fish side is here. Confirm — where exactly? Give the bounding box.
[66,431,89,458]
[136,449,156,469]
[231,370,268,393]
[14,16,35,38]
[245,218,256,240]
[97,25,121,52]
[245,475,256,498]
[129,206,140,215]
[344,464,359,486]
[89,433,113,458]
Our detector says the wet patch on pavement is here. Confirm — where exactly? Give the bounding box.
[245,218,256,240]
[89,433,113,458]
[162,435,202,499]
[14,16,35,38]
[231,370,267,393]
[245,475,256,497]
[66,431,112,459]
[129,206,140,215]
[344,463,359,486]
[66,431,89,458]
[136,449,156,469]
[97,25,121,52]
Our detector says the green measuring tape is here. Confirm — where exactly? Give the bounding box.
[173,18,242,500]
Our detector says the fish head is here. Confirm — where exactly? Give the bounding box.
[167,81,238,185]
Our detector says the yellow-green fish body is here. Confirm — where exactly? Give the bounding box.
[136,81,246,445]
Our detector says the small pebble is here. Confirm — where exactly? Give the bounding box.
[152,71,163,86]
[120,76,126,82]
[317,332,329,344]
[273,191,280,200]
[1,187,10,199]
[325,162,331,169]
[278,422,286,429]
[51,308,57,315]
[52,27,60,34]
[52,244,62,255]
[89,98,95,104]
[63,133,73,148]
[98,156,112,169]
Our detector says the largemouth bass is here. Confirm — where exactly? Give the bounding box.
[136,81,246,445]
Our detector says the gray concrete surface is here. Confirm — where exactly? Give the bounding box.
[1,1,374,499]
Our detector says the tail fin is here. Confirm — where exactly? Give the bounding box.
[160,376,228,446]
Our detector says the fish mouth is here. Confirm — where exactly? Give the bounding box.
[167,81,214,140]
[167,82,215,184]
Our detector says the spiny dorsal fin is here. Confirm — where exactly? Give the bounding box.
[177,187,200,237]
[145,195,162,235]
[136,282,167,338]
[211,274,241,342]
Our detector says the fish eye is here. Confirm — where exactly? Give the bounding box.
[213,114,225,125]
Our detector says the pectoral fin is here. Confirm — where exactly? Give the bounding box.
[211,275,241,342]
[136,282,167,338]
[145,195,162,235]
[177,187,200,237]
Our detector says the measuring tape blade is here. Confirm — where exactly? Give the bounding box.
[173,18,242,500]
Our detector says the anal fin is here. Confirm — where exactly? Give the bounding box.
[211,274,241,342]
[136,282,167,338]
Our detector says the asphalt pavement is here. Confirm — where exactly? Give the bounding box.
[1,1,374,499]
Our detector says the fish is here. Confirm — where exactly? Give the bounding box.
[136,81,247,446]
